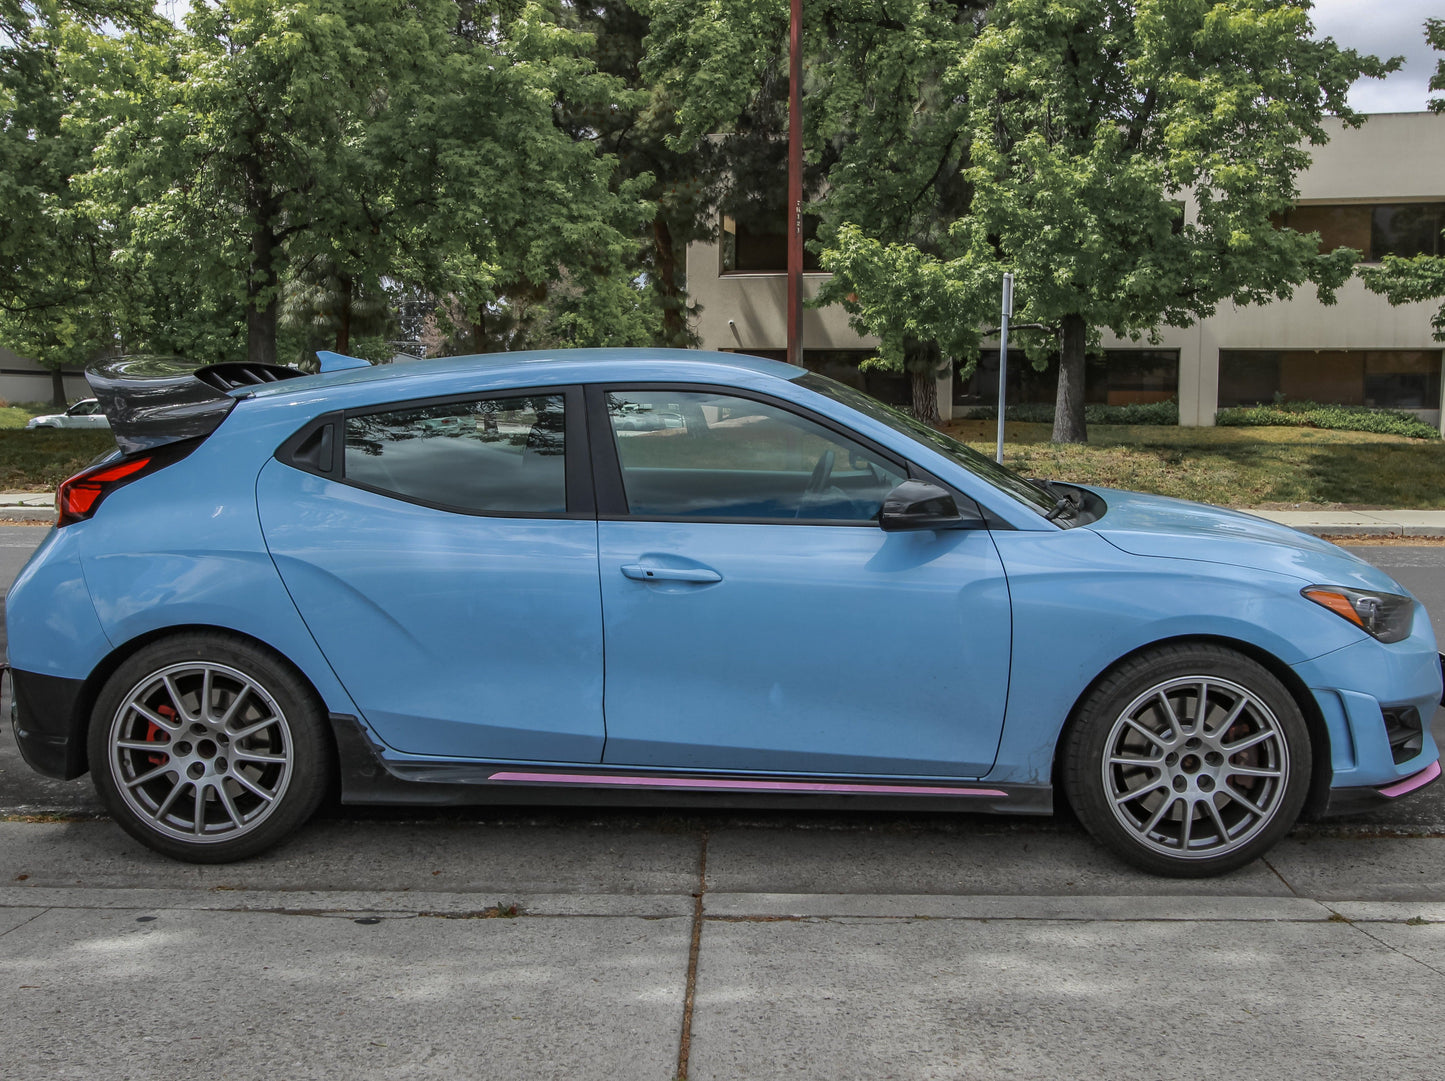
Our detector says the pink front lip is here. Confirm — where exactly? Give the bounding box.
[488,771,1007,798]
[1378,759,1442,799]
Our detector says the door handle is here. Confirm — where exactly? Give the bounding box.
[620,563,723,584]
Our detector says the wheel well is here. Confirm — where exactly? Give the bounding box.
[1051,634,1333,819]
[75,625,336,779]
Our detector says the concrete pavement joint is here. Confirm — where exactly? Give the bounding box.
[1322,905,1445,981]
[0,906,49,939]
[675,829,708,1081]
[1261,855,1302,897]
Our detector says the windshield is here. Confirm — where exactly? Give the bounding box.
[797,372,1058,517]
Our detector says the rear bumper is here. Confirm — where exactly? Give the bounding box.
[7,666,89,779]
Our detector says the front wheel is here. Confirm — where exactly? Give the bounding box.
[1062,644,1312,877]
[88,634,330,863]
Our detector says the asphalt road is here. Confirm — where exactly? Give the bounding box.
[0,524,1441,834]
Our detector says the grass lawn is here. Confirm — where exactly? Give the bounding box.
[946,420,1445,508]
[0,430,118,490]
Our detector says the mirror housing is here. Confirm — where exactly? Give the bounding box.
[878,480,982,532]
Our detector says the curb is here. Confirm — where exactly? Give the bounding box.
[0,508,54,524]
[1293,526,1445,539]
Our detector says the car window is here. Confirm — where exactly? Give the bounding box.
[70,401,97,416]
[605,389,906,522]
[344,394,567,514]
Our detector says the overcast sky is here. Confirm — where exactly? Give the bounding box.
[1311,0,1439,113]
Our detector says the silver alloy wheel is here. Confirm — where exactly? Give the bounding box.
[106,661,295,844]
[1101,674,1290,860]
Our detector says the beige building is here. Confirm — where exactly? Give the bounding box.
[0,346,88,405]
[686,112,1445,428]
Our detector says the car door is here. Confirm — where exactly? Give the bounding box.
[591,384,1013,779]
[256,387,606,762]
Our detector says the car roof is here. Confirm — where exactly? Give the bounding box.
[237,348,808,401]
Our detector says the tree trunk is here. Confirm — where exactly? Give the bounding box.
[1051,313,1088,444]
[50,368,66,409]
[335,275,353,354]
[910,367,940,425]
[246,216,279,367]
[905,340,942,425]
[653,216,687,347]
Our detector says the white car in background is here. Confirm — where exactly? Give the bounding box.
[25,398,111,430]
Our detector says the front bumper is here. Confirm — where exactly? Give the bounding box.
[1320,759,1442,816]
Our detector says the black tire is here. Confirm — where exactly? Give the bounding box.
[1061,643,1311,877]
[88,633,330,863]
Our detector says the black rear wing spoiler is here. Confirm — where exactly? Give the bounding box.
[86,356,305,455]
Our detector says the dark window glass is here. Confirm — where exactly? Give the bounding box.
[955,350,1179,408]
[719,214,822,273]
[606,389,905,522]
[344,394,566,514]
[728,348,912,408]
[1372,204,1445,259]
[1217,350,1442,411]
[1273,203,1445,261]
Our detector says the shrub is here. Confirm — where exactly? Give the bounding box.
[957,399,1179,425]
[1214,400,1440,440]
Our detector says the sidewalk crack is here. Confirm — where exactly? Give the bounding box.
[1327,907,1445,982]
[674,828,708,1081]
[0,907,50,940]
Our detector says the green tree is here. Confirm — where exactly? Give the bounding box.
[644,0,1395,437]
[1359,17,1445,339]
[559,1,722,348]
[84,0,650,367]
[942,0,1393,442]
[0,2,157,403]
[641,0,986,418]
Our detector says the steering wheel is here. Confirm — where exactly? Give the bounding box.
[804,449,835,495]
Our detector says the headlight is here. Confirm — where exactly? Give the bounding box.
[1302,585,1415,644]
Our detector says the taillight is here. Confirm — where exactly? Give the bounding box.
[56,441,197,526]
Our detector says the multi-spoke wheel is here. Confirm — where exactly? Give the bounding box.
[89,635,329,862]
[1063,644,1311,877]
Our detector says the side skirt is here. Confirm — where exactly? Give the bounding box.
[329,714,1053,816]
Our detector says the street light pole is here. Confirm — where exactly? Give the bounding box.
[786,0,803,368]
[996,272,1013,464]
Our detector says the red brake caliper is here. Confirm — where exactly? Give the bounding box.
[146,704,177,766]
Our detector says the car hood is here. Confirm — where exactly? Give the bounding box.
[27,414,63,424]
[1084,487,1406,594]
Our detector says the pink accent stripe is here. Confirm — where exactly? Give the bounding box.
[1378,759,1442,799]
[487,771,1007,798]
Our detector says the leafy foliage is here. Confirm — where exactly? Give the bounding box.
[1214,400,1441,440]
[1358,19,1445,339]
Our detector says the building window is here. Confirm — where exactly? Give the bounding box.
[720,214,822,273]
[1217,350,1443,411]
[1274,203,1445,261]
[729,349,911,408]
[955,349,1180,408]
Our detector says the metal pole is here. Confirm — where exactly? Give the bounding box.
[786,0,804,367]
[996,272,1013,464]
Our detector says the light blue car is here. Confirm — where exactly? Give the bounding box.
[6,349,1441,874]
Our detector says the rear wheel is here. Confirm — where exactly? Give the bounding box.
[88,634,329,862]
[1062,644,1311,877]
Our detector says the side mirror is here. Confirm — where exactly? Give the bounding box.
[878,480,981,532]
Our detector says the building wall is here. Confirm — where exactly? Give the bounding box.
[686,112,1445,428]
[0,346,89,405]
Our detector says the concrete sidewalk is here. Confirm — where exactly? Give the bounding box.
[2,819,1443,1081]
[5,489,1442,535]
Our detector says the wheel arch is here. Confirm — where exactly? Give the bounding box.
[74,624,338,778]
[1050,633,1333,820]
